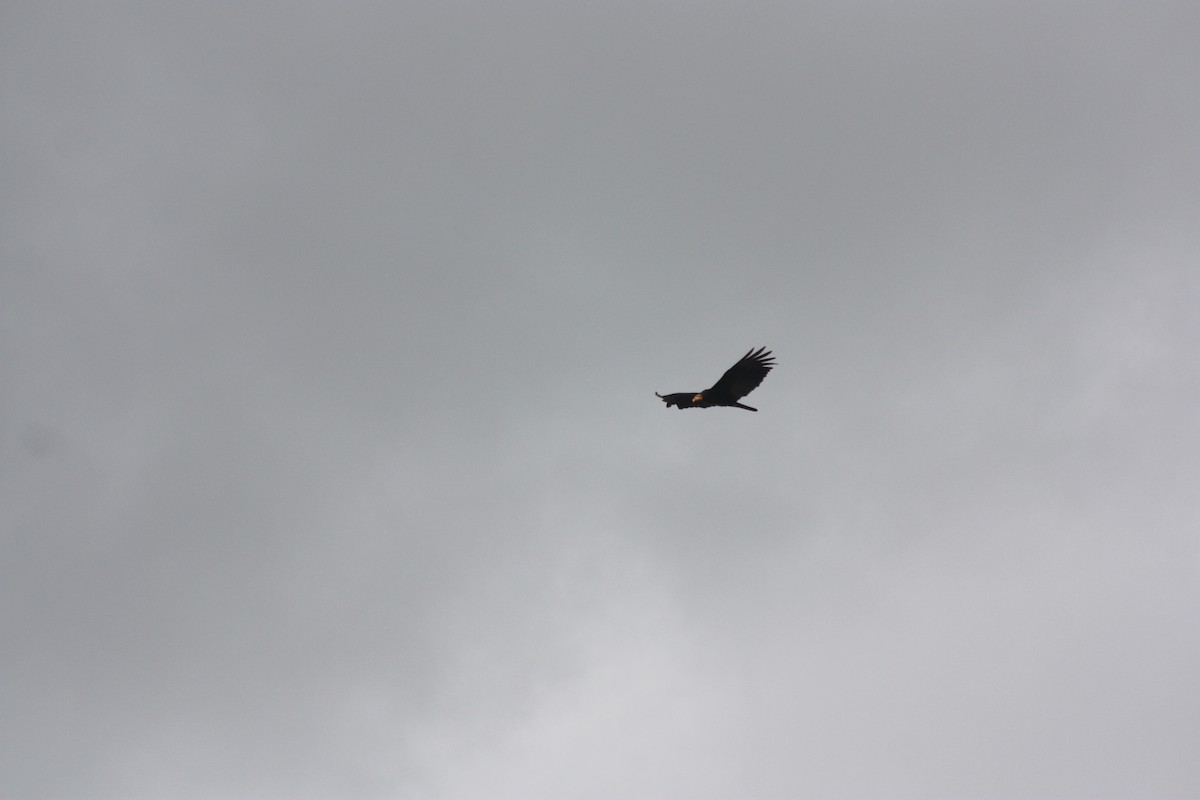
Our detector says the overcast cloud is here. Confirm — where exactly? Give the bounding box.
[3,2,1199,798]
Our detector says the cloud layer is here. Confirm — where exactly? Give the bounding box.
[3,3,1198,797]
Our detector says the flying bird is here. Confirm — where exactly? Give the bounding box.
[656,347,776,412]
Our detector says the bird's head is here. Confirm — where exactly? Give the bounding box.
[692,393,705,403]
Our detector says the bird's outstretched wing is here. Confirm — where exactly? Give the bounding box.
[706,347,776,401]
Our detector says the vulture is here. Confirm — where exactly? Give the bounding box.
[656,347,776,411]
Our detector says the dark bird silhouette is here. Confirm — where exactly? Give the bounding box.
[656,347,776,412]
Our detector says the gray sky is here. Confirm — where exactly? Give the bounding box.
[3,2,1199,798]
